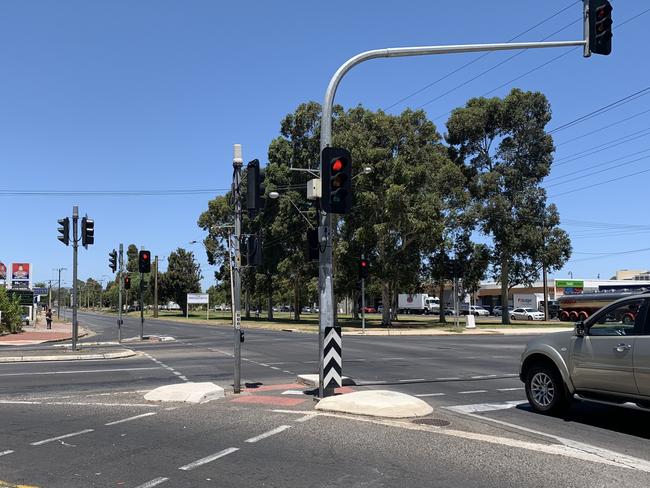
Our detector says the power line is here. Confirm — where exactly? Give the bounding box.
[549,166,650,198]
[553,127,650,166]
[0,188,230,197]
[384,1,578,111]
[567,247,650,263]
[546,151,650,187]
[555,107,650,146]
[418,17,580,109]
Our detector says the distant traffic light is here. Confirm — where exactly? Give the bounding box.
[588,0,612,55]
[81,216,94,248]
[57,217,70,246]
[444,259,462,278]
[359,258,369,280]
[247,235,262,267]
[124,275,131,290]
[109,250,117,273]
[306,228,319,261]
[138,250,151,273]
[247,159,263,216]
[321,147,352,214]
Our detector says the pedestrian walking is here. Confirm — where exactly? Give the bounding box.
[46,308,53,330]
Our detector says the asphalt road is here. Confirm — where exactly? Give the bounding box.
[1,310,649,487]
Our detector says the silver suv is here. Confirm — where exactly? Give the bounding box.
[520,293,650,414]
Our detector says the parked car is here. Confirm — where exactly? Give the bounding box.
[511,308,544,321]
[443,307,459,316]
[520,293,650,414]
[360,306,376,314]
[492,306,503,317]
[462,305,490,316]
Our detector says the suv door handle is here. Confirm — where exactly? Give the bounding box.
[614,343,632,352]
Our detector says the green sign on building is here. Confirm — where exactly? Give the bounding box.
[555,280,584,288]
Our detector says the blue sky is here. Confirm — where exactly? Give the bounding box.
[0,0,648,289]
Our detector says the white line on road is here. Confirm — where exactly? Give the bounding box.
[281,390,305,396]
[398,378,426,382]
[0,367,160,377]
[296,413,318,422]
[0,400,159,408]
[179,447,239,470]
[435,377,460,381]
[415,393,446,397]
[105,412,157,426]
[0,450,15,456]
[133,477,169,488]
[30,429,95,446]
[445,400,523,413]
[458,390,488,394]
[244,425,292,443]
[497,387,524,392]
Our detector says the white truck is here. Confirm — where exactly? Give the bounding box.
[513,293,544,311]
[398,294,440,314]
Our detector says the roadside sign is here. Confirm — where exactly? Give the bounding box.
[32,287,48,295]
[187,293,209,304]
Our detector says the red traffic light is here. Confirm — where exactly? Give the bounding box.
[361,260,367,267]
[332,159,344,172]
[142,253,149,260]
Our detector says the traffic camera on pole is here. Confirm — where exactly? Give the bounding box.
[321,147,352,214]
[81,216,94,248]
[587,0,612,55]
[359,257,369,280]
[57,217,70,246]
[138,250,151,273]
[109,250,117,273]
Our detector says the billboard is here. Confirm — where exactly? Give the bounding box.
[12,263,30,281]
[0,261,6,281]
[555,279,584,295]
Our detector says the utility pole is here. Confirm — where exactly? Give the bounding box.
[361,254,366,335]
[57,268,64,319]
[153,255,159,318]
[139,270,145,340]
[48,280,52,310]
[232,143,243,394]
[72,205,79,351]
[118,244,123,343]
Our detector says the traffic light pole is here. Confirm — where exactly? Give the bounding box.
[118,244,123,343]
[153,255,159,318]
[361,254,366,335]
[57,268,63,320]
[318,37,587,398]
[233,144,243,394]
[72,205,79,351]
[139,272,145,340]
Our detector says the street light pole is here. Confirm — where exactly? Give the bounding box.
[153,255,159,318]
[318,38,586,397]
[72,205,79,351]
[232,144,243,394]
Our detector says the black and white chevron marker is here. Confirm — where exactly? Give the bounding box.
[323,326,342,388]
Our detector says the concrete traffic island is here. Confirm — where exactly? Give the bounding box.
[144,382,224,404]
[315,390,433,419]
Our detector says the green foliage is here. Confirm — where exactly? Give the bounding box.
[159,248,202,314]
[0,287,23,333]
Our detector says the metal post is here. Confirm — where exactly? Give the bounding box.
[139,272,145,340]
[118,244,123,343]
[233,143,243,394]
[543,266,549,322]
[48,280,52,310]
[453,276,459,329]
[318,36,587,396]
[57,268,62,319]
[72,206,79,351]
[361,254,366,335]
[153,255,159,318]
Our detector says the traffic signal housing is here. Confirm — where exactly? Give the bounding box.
[138,250,151,273]
[81,216,94,248]
[359,258,369,280]
[57,217,70,246]
[124,275,131,290]
[321,147,352,214]
[247,235,262,267]
[588,0,612,55]
[306,228,319,261]
[247,159,263,216]
[109,250,117,273]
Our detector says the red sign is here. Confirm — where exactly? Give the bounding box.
[11,263,30,281]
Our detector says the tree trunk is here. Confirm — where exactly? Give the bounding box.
[439,281,446,323]
[381,281,391,326]
[293,278,301,321]
[391,286,399,321]
[500,253,510,325]
[245,290,251,319]
[267,289,273,320]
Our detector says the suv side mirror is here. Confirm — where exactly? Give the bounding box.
[575,321,586,337]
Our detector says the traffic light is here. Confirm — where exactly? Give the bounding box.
[81,216,94,248]
[588,0,612,55]
[247,159,263,216]
[57,217,70,246]
[138,250,151,273]
[321,147,352,214]
[124,275,131,290]
[359,258,369,280]
[247,235,262,267]
[109,250,117,273]
[306,228,319,261]
[444,259,460,279]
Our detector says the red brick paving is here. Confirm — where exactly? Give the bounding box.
[230,395,308,406]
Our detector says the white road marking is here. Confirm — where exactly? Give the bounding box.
[0,450,15,456]
[0,400,160,408]
[259,363,269,367]
[398,378,426,382]
[435,377,460,381]
[179,375,188,381]
[0,367,160,377]
[30,429,95,446]
[497,387,524,392]
[281,390,305,396]
[270,409,314,415]
[179,447,239,470]
[244,425,292,443]
[470,374,498,379]
[105,412,157,426]
[134,477,169,488]
[415,393,446,397]
[458,390,488,394]
[270,366,281,371]
[296,413,318,422]
[446,400,523,413]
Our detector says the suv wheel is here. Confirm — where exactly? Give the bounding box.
[525,365,568,414]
